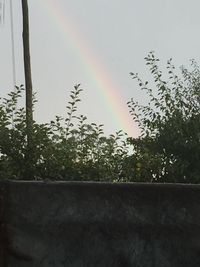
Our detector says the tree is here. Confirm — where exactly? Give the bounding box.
[128,52,200,183]
[0,85,130,181]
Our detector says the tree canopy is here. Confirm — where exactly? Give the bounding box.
[0,52,200,183]
[127,52,200,183]
[0,85,129,181]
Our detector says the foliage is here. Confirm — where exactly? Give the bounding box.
[0,84,130,181]
[128,52,200,183]
[1,53,200,183]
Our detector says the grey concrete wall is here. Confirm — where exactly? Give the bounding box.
[0,181,200,266]
[0,183,7,267]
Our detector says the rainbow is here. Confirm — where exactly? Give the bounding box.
[37,0,137,136]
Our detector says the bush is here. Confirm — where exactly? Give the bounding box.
[1,53,200,183]
[0,85,130,181]
[128,52,200,183]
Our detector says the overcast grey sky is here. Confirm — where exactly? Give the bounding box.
[1,0,200,136]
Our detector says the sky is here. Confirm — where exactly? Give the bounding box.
[1,0,200,137]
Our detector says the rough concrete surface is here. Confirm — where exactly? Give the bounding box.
[0,181,200,266]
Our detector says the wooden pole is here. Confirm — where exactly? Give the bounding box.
[21,0,33,178]
[21,0,33,127]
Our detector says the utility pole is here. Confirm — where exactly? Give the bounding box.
[21,0,33,128]
[21,0,34,178]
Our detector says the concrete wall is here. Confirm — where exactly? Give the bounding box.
[0,181,200,267]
